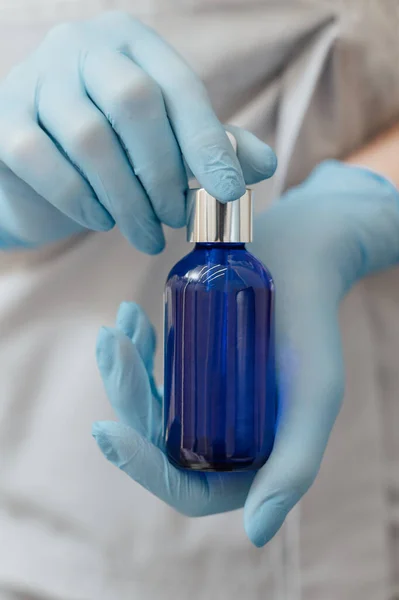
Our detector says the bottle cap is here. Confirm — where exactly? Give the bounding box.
[186,133,252,243]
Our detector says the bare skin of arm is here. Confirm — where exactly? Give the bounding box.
[346,121,399,189]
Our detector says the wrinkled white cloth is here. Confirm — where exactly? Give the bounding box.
[0,1,398,599]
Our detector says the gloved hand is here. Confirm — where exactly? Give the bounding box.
[0,12,276,250]
[93,160,399,546]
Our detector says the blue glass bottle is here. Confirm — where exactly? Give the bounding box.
[164,241,276,471]
[164,139,276,472]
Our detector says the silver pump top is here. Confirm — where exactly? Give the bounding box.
[186,133,252,243]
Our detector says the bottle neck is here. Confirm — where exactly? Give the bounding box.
[194,242,246,251]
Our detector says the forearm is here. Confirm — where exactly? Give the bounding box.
[346,121,399,190]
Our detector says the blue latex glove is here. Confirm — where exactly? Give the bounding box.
[0,12,276,250]
[93,160,399,546]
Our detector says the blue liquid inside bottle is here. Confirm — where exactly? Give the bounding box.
[164,242,276,471]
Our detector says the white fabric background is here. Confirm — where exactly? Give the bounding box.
[0,1,398,599]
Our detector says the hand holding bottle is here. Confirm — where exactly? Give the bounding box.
[0,12,276,250]
[93,160,399,546]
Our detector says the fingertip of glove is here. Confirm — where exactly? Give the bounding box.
[227,178,247,201]
[139,229,166,255]
[80,199,115,232]
[247,145,277,184]
[244,501,287,548]
[117,301,140,326]
[92,421,144,471]
[211,174,246,203]
[94,212,115,232]
[158,193,187,230]
[246,136,278,180]
[166,214,187,230]
[92,421,121,464]
[224,125,277,184]
[125,225,165,256]
[145,241,166,255]
[264,147,278,178]
[96,326,117,372]
[97,325,115,341]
